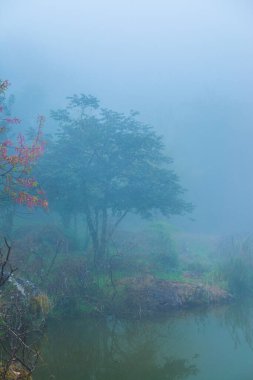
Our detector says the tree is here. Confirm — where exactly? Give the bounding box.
[0,80,48,378]
[0,80,47,212]
[39,94,192,267]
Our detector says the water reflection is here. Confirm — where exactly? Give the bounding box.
[220,301,253,349]
[34,303,253,380]
[35,317,198,380]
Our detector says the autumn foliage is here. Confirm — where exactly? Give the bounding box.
[0,80,47,208]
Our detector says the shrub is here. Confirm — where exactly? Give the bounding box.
[218,235,253,296]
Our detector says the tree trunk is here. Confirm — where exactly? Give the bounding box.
[85,207,99,265]
[99,207,108,263]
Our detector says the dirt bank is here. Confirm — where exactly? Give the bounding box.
[110,275,232,316]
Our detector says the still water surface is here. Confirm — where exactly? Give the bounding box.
[34,303,253,380]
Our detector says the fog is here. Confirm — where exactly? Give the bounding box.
[1,0,253,234]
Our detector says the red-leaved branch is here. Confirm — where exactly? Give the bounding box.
[0,80,48,208]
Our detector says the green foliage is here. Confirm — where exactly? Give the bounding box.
[147,222,179,270]
[218,235,253,296]
[176,233,218,280]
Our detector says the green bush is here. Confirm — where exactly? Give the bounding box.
[219,235,253,296]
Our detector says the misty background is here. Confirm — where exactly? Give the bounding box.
[1,0,253,234]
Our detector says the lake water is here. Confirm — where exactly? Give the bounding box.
[34,302,253,380]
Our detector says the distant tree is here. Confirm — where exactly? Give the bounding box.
[0,80,47,212]
[39,94,192,267]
